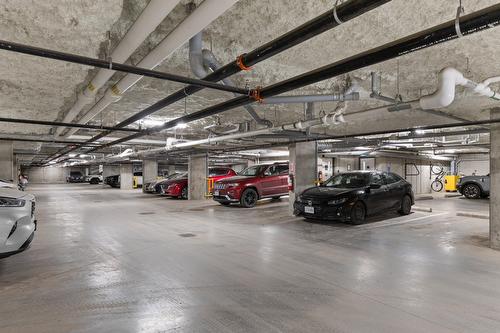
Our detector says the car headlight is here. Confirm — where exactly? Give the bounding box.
[296,195,303,203]
[0,197,26,207]
[225,183,240,188]
[327,198,347,205]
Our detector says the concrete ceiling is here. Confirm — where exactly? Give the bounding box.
[0,0,499,160]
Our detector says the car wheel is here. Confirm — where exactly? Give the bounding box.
[398,195,412,215]
[349,202,366,225]
[219,202,231,206]
[463,184,481,199]
[240,188,258,208]
[90,178,98,185]
[181,187,188,200]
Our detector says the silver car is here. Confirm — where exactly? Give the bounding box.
[457,175,490,199]
[0,187,36,258]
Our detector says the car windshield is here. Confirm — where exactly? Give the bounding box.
[172,172,187,179]
[238,165,263,176]
[323,173,370,188]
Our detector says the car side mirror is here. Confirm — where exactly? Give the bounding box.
[369,183,382,189]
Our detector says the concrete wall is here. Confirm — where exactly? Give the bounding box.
[25,166,71,183]
[333,156,358,174]
[457,154,489,176]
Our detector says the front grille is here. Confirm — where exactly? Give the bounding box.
[31,201,35,217]
[214,183,226,190]
[301,197,324,205]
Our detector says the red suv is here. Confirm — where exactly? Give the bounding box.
[161,168,236,199]
[213,163,289,207]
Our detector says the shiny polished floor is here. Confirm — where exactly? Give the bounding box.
[1,184,499,333]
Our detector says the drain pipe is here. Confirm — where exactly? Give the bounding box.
[420,67,500,110]
[54,0,181,136]
[262,92,359,104]
[189,33,272,127]
[63,0,239,138]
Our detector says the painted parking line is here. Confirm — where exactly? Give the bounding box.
[456,211,489,220]
[356,212,448,230]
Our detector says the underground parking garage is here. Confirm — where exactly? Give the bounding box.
[1,0,500,331]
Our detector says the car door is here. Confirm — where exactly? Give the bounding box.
[384,172,406,208]
[364,172,389,215]
[276,164,289,195]
[260,165,282,197]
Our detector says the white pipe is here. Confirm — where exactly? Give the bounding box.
[419,67,500,110]
[483,76,500,87]
[64,0,239,138]
[55,0,181,136]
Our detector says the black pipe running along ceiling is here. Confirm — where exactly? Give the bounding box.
[0,41,248,96]
[88,3,500,153]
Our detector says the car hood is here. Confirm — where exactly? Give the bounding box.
[159,178,187,186]
[0,187,33,200]
[301,186,361,198]
[216,175,255,183]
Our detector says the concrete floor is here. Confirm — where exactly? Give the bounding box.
[1,185,500,333]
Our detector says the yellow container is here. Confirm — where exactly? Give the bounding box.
[444,175,460,192]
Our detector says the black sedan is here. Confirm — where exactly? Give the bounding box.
[294,171,414,224]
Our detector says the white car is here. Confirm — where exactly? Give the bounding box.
[85,174,103,184]
[0,187,36,258]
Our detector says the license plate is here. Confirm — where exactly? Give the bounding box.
[304,206,314,214]
[214,190,219,196]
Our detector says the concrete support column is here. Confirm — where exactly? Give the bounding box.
[102,164,120,188]
[289,141,318,215]
[119,164,134,190]
[0,141,14,181]
[188,154,207,200]
[142,159,158,190]
[490,108,500,250]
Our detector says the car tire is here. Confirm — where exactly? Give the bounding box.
[180,187,188,200]
[398,195,412,215]
[463,184,481,199]
[349,202,366,225]
[240,188,258,208]
[90,178,99,185]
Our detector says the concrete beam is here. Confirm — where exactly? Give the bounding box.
[289,141,317,215]
[120,164,134,190]
[0,141,14,181]
[142,159,158,191]
[490,108,500,250]
[188,154,207,200]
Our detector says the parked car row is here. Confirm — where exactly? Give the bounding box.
[142,168,237,199]
[211,165,414,224]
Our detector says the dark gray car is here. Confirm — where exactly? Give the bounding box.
[457,175,490,199]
